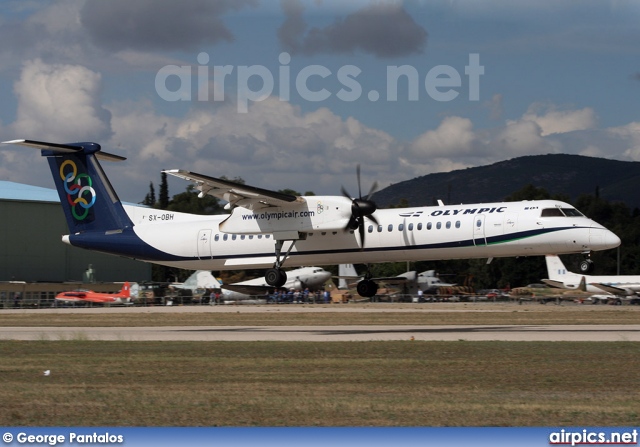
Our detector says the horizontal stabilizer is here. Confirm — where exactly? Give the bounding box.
[2,139,126,162]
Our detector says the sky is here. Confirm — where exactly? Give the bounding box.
[0,0,639,204]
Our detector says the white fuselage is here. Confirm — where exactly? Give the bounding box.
[97,198,619,271]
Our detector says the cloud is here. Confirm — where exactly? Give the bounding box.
[11,59,112,142]
[104,96,401,199]
[278,0,427,58]
[409,116,476,159]
[80,0,258,52]
[518,103,597,136]
[0,1,88,66]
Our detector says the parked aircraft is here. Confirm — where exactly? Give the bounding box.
[171,270,220,294]
[221,266,331,299]
[338,264,455,294]
[543,255,640,296]
[3,139,621,298]
[55,282,134,305]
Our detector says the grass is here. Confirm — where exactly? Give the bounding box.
[1,304,639,426]
[1,340,640,426]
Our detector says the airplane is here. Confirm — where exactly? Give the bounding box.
[543,254,640,297]
[220,266,332,299]
[338,264,455,295]
[171,270,220,294]
[2,139,621,298]
[55,282,134,305]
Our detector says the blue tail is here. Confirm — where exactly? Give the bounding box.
[3,139,133,234]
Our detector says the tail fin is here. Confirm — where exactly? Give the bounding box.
[545,255,569,280]
[120,282,131,298]
[2,139,133,234]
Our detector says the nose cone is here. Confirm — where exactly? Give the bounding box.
[590,226,621,250]
[605,230,622,250]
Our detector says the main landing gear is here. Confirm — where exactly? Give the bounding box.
[265,236,301,288]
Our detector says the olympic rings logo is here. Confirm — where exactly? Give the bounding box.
[59,160,96,220]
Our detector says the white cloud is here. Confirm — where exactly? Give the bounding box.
[409,116,475,159]
[517,104,597,136]
[11,59,112,142]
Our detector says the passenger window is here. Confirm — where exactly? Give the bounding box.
[455,221,461,228]
[417,223,422,231]
[377,225,383,233]
[214,234,219,242]
[388,224,393,232]
[398,223,404,231]
[223,234,228,241]
[368,225,373,233]
[446,221,451,229]
[408,223,414,231]
[436,222,442,229]
[427,222,432,230]
[232,234,237,240]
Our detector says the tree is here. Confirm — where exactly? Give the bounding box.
[159,172,169,210]
[141,182,156,207]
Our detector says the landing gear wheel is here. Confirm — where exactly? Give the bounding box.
[356,279,379,298]
[265,268,287,288]
[579,259,594,274]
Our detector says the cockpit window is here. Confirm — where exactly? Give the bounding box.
[562,208,583,217]
[541,208,564,217]
[541,207,584,217]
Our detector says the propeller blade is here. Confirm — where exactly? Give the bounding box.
[358,221,366,249]
[341,165,379,250]
[365,181,378,201]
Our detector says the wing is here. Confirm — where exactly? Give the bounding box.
[164,169,303,210]
[222,284,273,296]
[589,283,636,296]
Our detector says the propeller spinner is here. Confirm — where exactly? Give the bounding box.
[341,165,379,248]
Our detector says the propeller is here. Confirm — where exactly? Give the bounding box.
[341,165,379,248]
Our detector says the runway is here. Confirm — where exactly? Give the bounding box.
[1,324,639,342]
[2,303,638,341]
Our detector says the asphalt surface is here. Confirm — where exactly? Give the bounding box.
[1,303,639,341]
[1,324,639,341]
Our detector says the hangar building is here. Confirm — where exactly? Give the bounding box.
[0,181,151,282]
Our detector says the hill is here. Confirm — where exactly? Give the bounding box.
[374,154,640,209]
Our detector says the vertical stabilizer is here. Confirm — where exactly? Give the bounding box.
[3,139,132,234]
[545,255,569,280]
